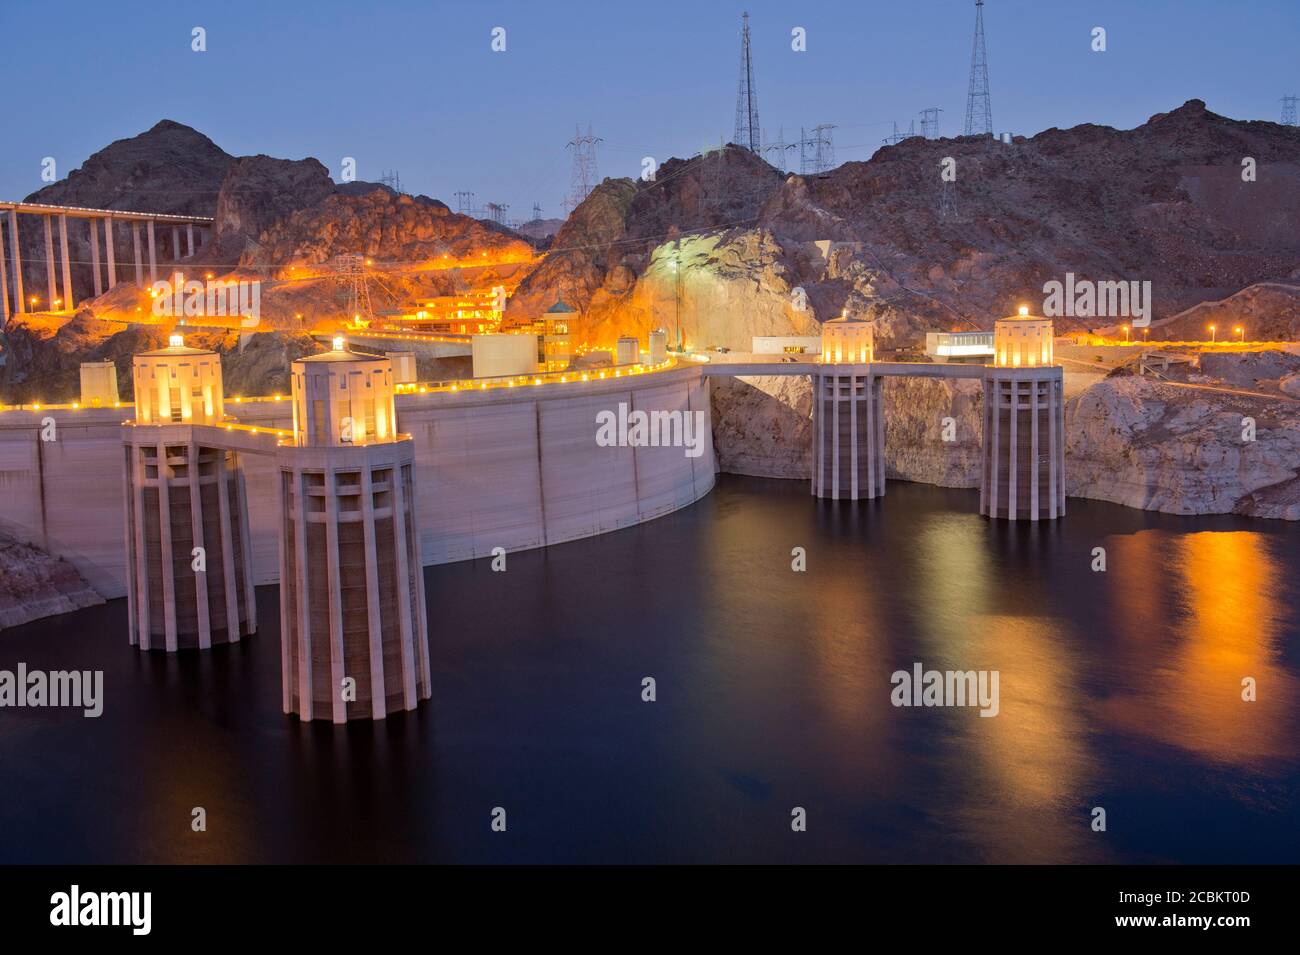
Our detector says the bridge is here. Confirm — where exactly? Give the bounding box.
[0,200,214,322]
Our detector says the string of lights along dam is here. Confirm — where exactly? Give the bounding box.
[102,305,1066,722]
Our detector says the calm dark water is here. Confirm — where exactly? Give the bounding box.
[2,475,1299,864]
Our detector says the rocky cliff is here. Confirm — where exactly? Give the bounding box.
[1066,375,1300,519]
[0,533,104,630]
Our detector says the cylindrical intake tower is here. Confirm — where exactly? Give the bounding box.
[981,309,1066,520]
[811,312,883,500]
[122,335,256,650]
[277,340,431,722]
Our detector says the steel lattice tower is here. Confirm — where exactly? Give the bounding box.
[761,126,796,172]
[1282,95,1298,126]
[919,107,943,139]
[734,12,761,152]
[964,0,993,137]
[566,124,602,213]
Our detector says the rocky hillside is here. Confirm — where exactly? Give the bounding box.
[1114,282,1300,342]
[510,100,1300,351]
[244,189,533,274]
[16,121,233,304]
[0,533,104,630]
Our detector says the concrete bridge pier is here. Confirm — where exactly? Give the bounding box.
[58,214,73,309]
[7,209,23,315]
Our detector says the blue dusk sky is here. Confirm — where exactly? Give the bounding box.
[1,0,1296,216]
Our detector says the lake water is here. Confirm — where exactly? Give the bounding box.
[2,475,1298,864]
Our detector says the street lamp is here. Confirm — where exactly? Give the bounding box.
[1208,324,1216,343]
[1122,324,1130,343]
[1235,326,1244,343]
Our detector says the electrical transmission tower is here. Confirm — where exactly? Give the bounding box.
[939,178,956,221]
[532,202,543,221]
[566,123,602,212]
[797,124,837,174]
[332,254,375,322]
[761,126,796,172]
[964,0,993,137]
[378,170,404,194]
[883,121,916,146]
[454,191,476,216]
[485,202,509,225]
[919,107,943,139]
[1282,95,1298,126]
[734,12,761,152]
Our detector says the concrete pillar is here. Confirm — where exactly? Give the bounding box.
[43,216,56,309]
[146,219,157,281]
[104,217,116,289]
[58,215,74,310]
[980,366,1065,520]
[278,444,431,722]
[186,223,195,257]
[123,435,256,651]
[89,218,102,297]
[0,216,9,325]
[171,225,180,263]
[811,366,884,500]
[132,221,143,286]
[7,210,23,315]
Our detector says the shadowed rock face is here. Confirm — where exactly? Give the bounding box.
[0,533,104,629]
[213,155,337,261]
[510,100,1300,351]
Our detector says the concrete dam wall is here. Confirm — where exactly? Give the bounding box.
[0,365,715,599]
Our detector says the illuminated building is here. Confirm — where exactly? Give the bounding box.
[385,350,417,384]
[472,332,540,378]
[79,359,119,407]
[615,337,640,366]
[122,335,256,650]
[277,338,431,721]
[924,331,995,363]
[811,312,883,499]
[541,300,575,371]
[980,308,1065,520]
[649,328,668,364]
